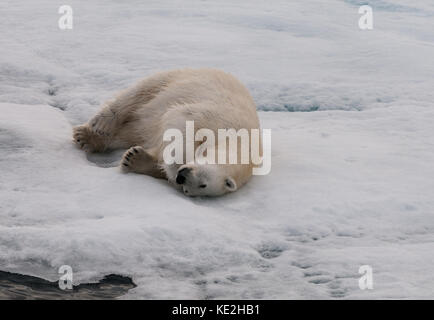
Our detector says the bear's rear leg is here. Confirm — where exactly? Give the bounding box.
[89,106,118,138]
[121,146,165,179]
[73,125,108,152]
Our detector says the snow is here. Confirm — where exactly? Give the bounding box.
[2,0,434,118]
[1,0,434,299]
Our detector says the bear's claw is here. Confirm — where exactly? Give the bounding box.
[121,146,154,173]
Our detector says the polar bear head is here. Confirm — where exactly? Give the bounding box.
[162,131,256,197]
[174,163,251,197]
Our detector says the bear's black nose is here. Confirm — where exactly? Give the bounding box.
[176,167,191,185]
[176,174,186,185]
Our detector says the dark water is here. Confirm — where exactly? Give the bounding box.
[0,271,136,300]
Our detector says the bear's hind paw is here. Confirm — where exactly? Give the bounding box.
[73,125,105,153]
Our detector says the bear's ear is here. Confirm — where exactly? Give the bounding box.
[224,177,237,192]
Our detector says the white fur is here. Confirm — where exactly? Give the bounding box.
[73,68,260,196]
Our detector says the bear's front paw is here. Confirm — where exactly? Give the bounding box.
[121,146,152,172]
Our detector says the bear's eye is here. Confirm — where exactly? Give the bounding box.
[199,184,207,188]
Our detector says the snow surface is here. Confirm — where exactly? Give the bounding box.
[1,0,434,299]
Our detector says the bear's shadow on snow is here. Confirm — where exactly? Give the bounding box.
[85,149,126,168]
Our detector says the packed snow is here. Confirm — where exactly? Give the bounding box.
[1,0,434,299]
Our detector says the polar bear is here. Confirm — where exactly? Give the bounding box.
[73,69,260,196]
